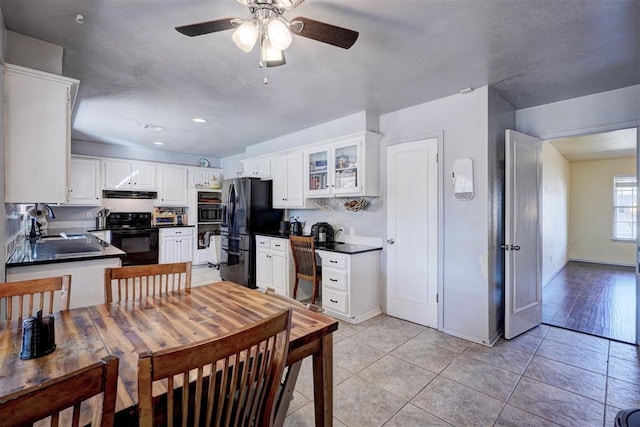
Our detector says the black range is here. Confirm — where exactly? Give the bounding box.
[106,212,158,266]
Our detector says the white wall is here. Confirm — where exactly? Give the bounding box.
[516,85,640,139]
[5,31,62,75]
[541,142,570,283]
[569,157,636,266]
[381,87,498,345]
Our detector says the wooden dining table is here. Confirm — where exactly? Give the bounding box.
[0,281,339,426]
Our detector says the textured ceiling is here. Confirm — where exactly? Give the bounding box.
[1,0,638,158]
[550,128,637,162]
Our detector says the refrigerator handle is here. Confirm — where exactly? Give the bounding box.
[227,182,236,230]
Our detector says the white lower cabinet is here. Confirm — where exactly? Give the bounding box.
[255,235,292,296]
[159,228,194,263]
[317,249,381,324]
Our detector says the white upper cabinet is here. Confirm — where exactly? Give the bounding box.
[189,167,221,189]
[103,160,156,190]
[157,166,188,206]
[272,151,307,208]
[66,156,101,205]
[4,64,79,203]
[241,157,271,179]
[304,132,382,198]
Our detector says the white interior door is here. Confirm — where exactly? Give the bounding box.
[386,138,438,327]
[505,129,543,339]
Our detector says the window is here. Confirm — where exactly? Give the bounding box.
[613,175,637,240]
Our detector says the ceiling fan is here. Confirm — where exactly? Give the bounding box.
[175,0,358,75]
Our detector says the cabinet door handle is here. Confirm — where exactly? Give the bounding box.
[274,244,281,248]
[330,299,338,303]
[329,278,338,282]
[330,260,338,264]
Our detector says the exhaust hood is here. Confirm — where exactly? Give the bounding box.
[103,190,157,200]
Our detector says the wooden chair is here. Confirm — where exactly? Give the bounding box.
[264,287,322,427]
[104,261,192,303]
[289,236,321,305]
[0,355,119,427]
[0,275,71,320]
[137,309,292,427]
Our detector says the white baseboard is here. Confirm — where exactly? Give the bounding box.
[543,259,569,287]
[568,257,635,268]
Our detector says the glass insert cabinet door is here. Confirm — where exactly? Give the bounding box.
[307,148,330,196]
[332,142,361,194]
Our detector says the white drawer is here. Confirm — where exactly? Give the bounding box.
[322,253,347,270]
[270,238,287,252]
[255,236,270,248]
[323,288,348,314]
[160,227,193,238]
[322,268,348,292]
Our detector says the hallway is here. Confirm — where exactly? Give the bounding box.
[543,261,635,343]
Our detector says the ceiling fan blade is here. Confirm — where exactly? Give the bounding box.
[175,18,238,37]
[290,17,358,49]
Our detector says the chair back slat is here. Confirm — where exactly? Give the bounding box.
[289,235,322,305]
[104,262,192,303]
[138,309,292,427]
[0,355,119,427]
[0,276,71,320]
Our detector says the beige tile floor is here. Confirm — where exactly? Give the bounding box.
[285,315,640,427]
[189,267,640,426]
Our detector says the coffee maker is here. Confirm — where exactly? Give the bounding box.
[311,222,334,246]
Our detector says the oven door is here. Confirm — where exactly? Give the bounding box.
[110,229,159,266]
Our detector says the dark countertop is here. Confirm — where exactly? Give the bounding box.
[86,225,195,232]
[255,232,382,255]
[315,243,383,255]
[7,232,126,267]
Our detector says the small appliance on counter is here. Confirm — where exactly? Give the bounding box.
[279,220,290,235]
[311,222,335,245]
[289,218,304,236]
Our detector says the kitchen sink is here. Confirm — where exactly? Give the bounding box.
[39,233,87,241]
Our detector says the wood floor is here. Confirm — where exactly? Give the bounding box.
[542,261,636,343]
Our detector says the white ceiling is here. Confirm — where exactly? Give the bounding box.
[550,128,637,162]
[1,0,638,158]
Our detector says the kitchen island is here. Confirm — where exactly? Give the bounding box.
[6,231,125,309]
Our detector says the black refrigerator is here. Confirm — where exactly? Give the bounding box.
[220,178,283,288]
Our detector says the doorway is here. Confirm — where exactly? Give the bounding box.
[541,127,637,343]
[386,138,438,328]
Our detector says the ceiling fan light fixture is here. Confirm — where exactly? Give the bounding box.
[232,19,258,52]
[261,37,285,67]
[267,17,292,50]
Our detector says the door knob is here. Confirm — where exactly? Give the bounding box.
[387,239,395,244]
[511,245,521,251]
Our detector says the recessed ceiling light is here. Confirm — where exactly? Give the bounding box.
[192,117,208,123]
[153,141,164,145]
[141,124,165,131]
